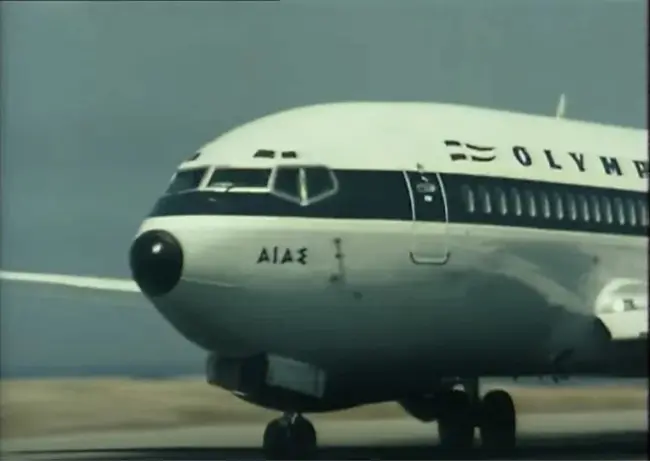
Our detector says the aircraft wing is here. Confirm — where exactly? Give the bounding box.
[0,270,144,309]
[0,270,139,293]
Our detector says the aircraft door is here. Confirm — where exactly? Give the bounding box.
[407,170,450,265]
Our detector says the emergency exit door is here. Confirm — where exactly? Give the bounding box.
[407,171,450,265]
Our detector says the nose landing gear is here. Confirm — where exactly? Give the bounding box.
[263,413,317,460]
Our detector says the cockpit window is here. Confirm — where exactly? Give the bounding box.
[272,168,303,202]
[307,167,338,198]
[206,168,271,191]
[150,168,412,221]
[270,165,338,206]
[166,168,208,194]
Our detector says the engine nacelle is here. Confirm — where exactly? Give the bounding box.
[205,352,355,413]
[542,308,648,378]
[206,352,268,394]
[543,312,613,375]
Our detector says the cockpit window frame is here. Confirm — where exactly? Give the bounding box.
[164,167,210,195]
[269,164,339,207]
[203,165,273,194]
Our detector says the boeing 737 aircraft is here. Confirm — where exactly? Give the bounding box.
[1,101,648,459]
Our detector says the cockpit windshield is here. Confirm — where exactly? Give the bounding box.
[206,168,271,191]
[166,168,208,194]
[270,165,338,206]
[165,166,338,203]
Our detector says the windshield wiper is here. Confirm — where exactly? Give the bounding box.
[210,182,236,192]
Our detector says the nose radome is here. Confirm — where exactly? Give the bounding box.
[129,230,184,297]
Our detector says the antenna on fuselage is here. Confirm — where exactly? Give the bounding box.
[555,93,567,119]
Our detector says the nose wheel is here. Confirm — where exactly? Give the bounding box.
[263,413,317,460]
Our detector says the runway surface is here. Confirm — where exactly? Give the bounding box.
[2,410,647,460]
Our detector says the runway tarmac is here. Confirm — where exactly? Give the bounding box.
[2,410,647,460]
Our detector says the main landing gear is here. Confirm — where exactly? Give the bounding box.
[437,381,517,454]
[260,382,516,458]
[263,413,317,460]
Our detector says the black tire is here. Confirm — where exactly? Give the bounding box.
[263,418,292,460]
[437,389,475,451]
[479,389,517,453]
[291,416,317,459]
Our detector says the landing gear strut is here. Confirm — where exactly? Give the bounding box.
[437,380,517,453]
[263,413,317,460]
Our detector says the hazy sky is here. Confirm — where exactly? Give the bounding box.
[0,0,646,375]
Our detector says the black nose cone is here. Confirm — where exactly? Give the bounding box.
[129,230,183,297]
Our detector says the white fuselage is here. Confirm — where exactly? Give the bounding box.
[133,101,648,382]
[139,215,644,376]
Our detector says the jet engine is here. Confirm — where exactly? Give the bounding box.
[205,352,355,413]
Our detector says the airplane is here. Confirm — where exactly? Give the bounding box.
[1,101,648,459]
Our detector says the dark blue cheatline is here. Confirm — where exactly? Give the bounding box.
[150,169,648,238]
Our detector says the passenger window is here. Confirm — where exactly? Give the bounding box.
[540,191,551,219]
[601,196,613,224]
[496,188,508,215]
[525,190,536,217]
[638,199,648,226]
[553,192,564,220]
[270,165,338,206]
[613,197,625,225]
[479,186,492,214]
[462,185,475,213]
[166,168,208,194]
[207,168,271,190]
[578,195,590,222]
[565,193,577,221]
[590,195,601,223]
[510,188,522,216]
[626,198,637,226]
